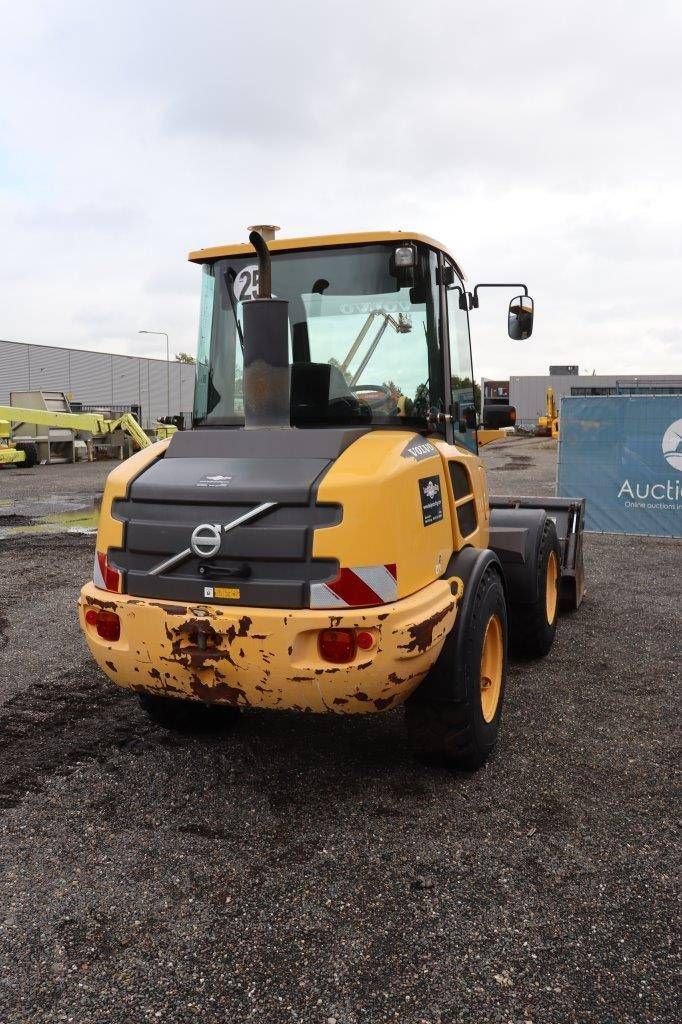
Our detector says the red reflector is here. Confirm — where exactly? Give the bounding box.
[97,551,121,593]
[96,610,120,642]
[318,628,357,664]
[85,608,121,642]
[356,629,375,651]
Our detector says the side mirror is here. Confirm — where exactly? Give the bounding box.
[463,405,478,430]
[508,295,534,339]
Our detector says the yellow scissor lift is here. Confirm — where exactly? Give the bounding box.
[0,405,175,468]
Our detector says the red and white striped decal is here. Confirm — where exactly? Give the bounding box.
[310,564,397,608]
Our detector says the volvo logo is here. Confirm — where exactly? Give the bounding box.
[190,523,222,559]
[147,501,277,578]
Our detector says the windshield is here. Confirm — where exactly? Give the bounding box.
[193,243,445,429]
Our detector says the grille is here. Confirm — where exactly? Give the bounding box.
[111,498,340,608]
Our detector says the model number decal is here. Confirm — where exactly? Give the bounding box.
[419,475,444,526]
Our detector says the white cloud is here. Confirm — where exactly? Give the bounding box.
[0,0,680,380]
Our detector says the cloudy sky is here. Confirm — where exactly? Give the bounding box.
[1,0,680,382]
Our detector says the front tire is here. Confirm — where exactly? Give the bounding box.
[405,563,508,769]
[509,518,561,659]
[16,442,38,468]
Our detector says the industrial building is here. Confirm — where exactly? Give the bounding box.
[3,339,680,434]
[498,371,682,428]
[0,338,195,428]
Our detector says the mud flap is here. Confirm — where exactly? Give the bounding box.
[489,496,586,610]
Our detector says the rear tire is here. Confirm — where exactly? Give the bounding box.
[405,563,508,769]
[139,692,241,733]
[16,442,38,468]
[509,518,561,659]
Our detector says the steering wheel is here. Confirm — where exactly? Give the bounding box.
[350,384,396,412]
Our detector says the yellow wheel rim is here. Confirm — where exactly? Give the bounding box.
[546,550,559,625]
[480,613,504,723]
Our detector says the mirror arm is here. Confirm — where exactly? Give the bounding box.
[469,283,529,309]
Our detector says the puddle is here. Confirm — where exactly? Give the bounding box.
[495,455,534,471]
[0,496,100,538]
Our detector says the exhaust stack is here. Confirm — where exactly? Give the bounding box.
[247,224,279,242]
[242,229,290,428]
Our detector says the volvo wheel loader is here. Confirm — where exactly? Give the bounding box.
[78,228,585,768]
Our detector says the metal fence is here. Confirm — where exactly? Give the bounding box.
[0,339,196,428]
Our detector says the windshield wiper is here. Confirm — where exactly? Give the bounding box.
[224,270,245,352]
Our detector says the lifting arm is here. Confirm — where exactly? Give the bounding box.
[0,406,152,450]
[341,309,411,386]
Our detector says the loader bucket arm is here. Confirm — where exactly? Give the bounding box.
[489,495,586,610]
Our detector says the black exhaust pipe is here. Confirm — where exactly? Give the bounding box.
[249,229,272,298]
[242,230,290,428]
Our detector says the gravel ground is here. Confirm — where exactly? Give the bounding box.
[0,438,679,1023]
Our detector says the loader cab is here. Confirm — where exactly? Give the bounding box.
[189,233,479,453]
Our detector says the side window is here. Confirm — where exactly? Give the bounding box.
[193,267,215,421]
[445,265,477,452]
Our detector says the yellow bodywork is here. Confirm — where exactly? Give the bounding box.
[0,419,26,464]
[0,444,25,466]
[78,578,459,714]
[188,231,466,280]
[80,429,486,712]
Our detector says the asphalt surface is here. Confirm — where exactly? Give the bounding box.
[0,439,679,1023]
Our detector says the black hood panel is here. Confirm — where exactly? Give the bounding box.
[110,426,363,608]
[129,455,330,505]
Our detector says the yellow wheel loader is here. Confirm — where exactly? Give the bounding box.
[78,229,584,768]
[538,386,559,438]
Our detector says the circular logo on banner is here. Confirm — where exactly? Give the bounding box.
[662,419,682,471]
[190,523,222,559]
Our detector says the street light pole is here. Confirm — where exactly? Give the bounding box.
[139,330,170,418]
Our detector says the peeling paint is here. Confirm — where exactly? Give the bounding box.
[398,602,454,653]
[80,579,455,715]
[189,677,250,706]
[148,602,188,616]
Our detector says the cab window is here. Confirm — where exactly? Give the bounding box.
[445,262,477,453]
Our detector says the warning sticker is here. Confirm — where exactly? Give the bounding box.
[196,475,233,488]
[203,586,241,600]
[419,475,444,526]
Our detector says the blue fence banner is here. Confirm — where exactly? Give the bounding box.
[557,395,682,537]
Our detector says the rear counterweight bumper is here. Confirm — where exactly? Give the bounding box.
[78,581,459,714]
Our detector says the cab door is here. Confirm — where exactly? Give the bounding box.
[443,258,478,452]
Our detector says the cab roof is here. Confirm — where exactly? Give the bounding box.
[188,231,465,280]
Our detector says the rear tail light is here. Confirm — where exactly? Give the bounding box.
[85,608,121,642]
[93,551,121,592]
[317,628,377,663]
[356,629,375,651]
[318,628,357,664]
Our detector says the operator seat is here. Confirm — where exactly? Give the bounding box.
[290,362,368,424]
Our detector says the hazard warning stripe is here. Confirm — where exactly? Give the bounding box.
[310,564,397,608]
